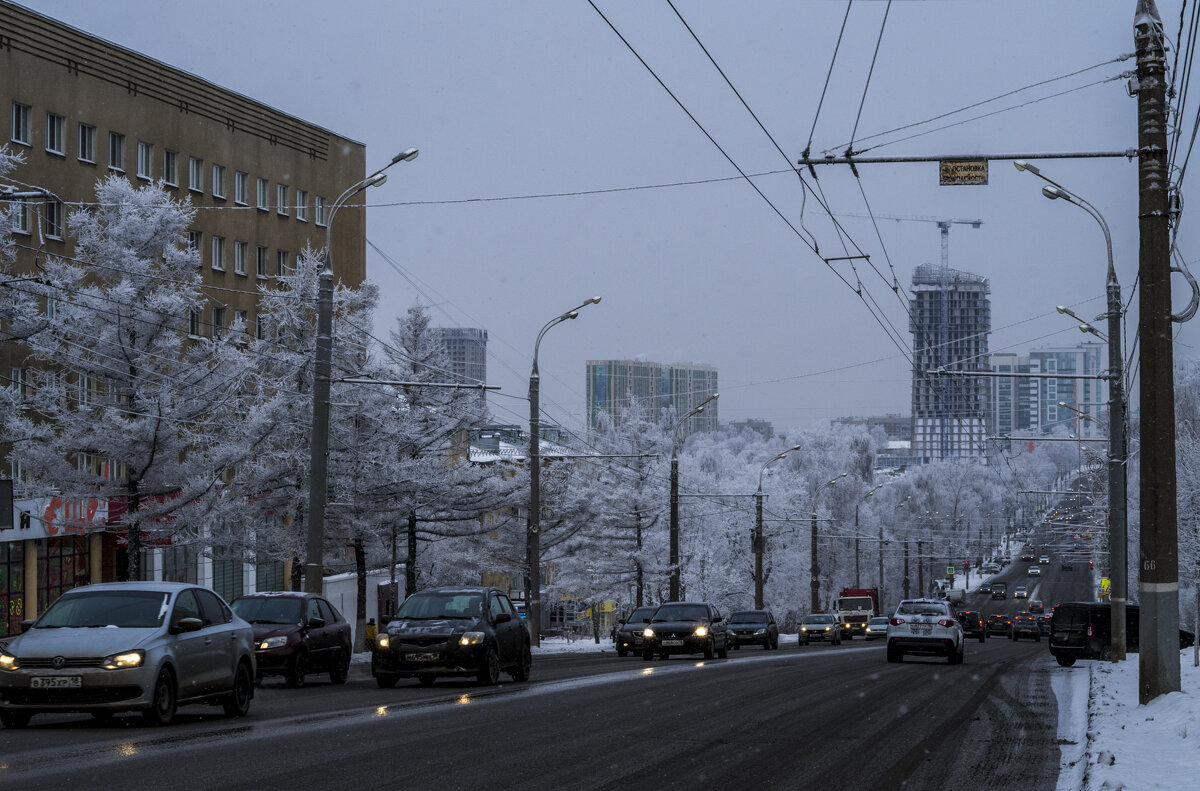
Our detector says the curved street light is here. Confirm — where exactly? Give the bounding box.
[811,472,848,612]
[527,296,601,645]
[753,444,801,609]
[668,392,718,601]
[305,148,419,594]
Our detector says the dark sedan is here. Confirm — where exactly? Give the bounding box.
[613,605,659,657]
[642,602,729,660]
[727,610,779,650]
[230,592,352,687]
[372,587,531,687]
[1011,611,1041,642]
[955,610,986,643]
[985,613,1012,638]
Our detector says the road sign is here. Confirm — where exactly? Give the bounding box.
[939,159,988,185]
[946,565,956,576]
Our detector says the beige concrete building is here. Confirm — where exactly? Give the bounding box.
[0,1,367,634]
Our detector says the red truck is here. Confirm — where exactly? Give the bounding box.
[835,588,880,638]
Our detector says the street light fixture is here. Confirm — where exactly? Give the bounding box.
[854,483,885,587]
[754,444,801,609]
[527,296,601,646]
[669,392,718,602]
[1015,159,1127,662]
[811,472,848,612]
[304,148,419,594]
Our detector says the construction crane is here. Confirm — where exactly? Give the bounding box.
[837,214,982,268]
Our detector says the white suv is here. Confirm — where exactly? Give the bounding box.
[885,599,964,664]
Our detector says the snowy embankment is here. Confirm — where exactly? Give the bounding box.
[1057,651,1200,790]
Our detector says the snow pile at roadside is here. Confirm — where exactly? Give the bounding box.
[1081,651,1200,789]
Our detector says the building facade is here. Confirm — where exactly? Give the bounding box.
[990,343,1109,443]
[430,327,488,403]
[0,1,366,634]
[586,359,718,437]
[909,264,991,461]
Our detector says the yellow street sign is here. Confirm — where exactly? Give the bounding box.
[939,159,988,185]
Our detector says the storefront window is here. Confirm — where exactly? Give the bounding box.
[0,542,24,637]
[38,536,89,613]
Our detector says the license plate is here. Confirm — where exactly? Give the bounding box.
[662,639,684,647]
[911,623,932,634]
[406,652,439,663]
[31,676,82,689]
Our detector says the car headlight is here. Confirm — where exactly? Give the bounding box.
[376,634,390,649]
[0,649,18,671]
[643,627,655,639]
[458,632,485,646]
[258,636,289,650]
[754,628,766,636]
[101,650,144,670]
[824,626,831,631]
[694,626,709,638]
[800,627,808,632]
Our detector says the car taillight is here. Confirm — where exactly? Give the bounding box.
[889,617,905,626]
[1087,622,1094,637]
[937,619,956,628]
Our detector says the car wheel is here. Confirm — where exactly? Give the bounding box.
[642,646,654,661]
[717,638,728,659]
[1056,655,1077,667]
[222,662,253,718]
[328,648,350,685]
[0,711,32,729]
[772,637,779,650]
[834,635,842,646]
[733,643,741,650]
[950,644,964,665]
[1034,633,1041,643]
[800,639,809,647]
[764,639,771,650]
[417,673,436,687]
[375,673,398,689]
[476,646,500,686]
[285,650,309,688]
[1011,633,1018,642]
[658,650,670,661]
[703,639,715,660]
[844,632,852,641]
[510,642,532,682]
[886,646,902,663]
[978,634,986,643]
[142,667,177,726]
[617,647,628,657]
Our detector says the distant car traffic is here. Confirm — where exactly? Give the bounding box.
[1039,614,1052,636]
[1028,600,1044,614]
[799,613,843,645]
[981,563,1001,575]
[727,610,779,650]
[1027,565,1042,577]
[0,582,255,728]
[865,616,890,640]
[230,592,352,687]
[955,610,986,643]
[886,599,964,664]
[1039,554,1051,564]
[372,586,531,687]
[642,602,729,660]
[1020,552,1036,562]
[1011,611,1041,642]
[986,614,1012,638]
[613,605,659,657]
[1014,586,1028,599]
[1061,560,1075,571]
[991,582,1008,600]
[977,582,992,594]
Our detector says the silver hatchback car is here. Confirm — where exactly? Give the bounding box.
[0,582,255,728]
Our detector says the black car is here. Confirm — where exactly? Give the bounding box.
[1011,611,1041,641]
[230,592,353,687]
[727,610,779,650]
[990,582,1007,600]
[985,613,1012,638]
[642,602,729,660]
[371,587,531,687]
[955,610,986,643]
[613,605,659,657]
[1049,602,1196,667]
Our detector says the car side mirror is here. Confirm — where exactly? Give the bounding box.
[20,619,34,633]
[173,617,204,634]
[495,612,512,624]
[308,617,326,629]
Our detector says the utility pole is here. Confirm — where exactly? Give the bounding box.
[903,541,910,599]
[810,509,820,612]
[1134,0,1179,703]
[917,540,924,598]
[1109,216,1129,663]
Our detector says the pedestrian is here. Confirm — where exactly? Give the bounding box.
[364,617,377,651]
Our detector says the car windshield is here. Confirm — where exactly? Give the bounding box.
[730,611,768,624]
[803,615,834,624]
[231,597,303,624]
[626,606,658,622]
[869,617,889,625]
[36,589,170,628]
[897,601,947,617]
[652,604,709,622]
[396,592,484,620]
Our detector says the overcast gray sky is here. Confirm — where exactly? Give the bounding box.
[19,1,1196,434]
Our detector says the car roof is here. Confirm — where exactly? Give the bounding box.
[232,591,315,599]
[71,581,198,594]
[410,586,502,596]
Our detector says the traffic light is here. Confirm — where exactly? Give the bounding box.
[964,559,971,570]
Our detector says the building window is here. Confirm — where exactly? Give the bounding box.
[188,157,203,192]
[296,190,308,221]
[108,132,125,172]
[212,164,227,199]
[189,308,201,337]
[163,150,178,186]
[256,178,269,210]
[211,235,226,271]
[45,113,64,155]
[234,171,248,205]
[256,245,269,278]
[235,309,248,332]
[276,184,288,216]
[11,102,31,145]
[10,199,30,235]
[44,200,63,239]
[45,295,56,320]
[234,241,247,275]
[136,141,153,179]
[276,250,288,277]
[187,230,202,251]
[255,314,266,340]
[78,123,95,162]
[212,306,226,339]
[314,195,327,226]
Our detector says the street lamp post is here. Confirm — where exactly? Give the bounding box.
[755,444,802,609]
[811,473,848,612]
[304,148,418,595]
[854,483,884,587]
[669,393,718,602]
[884,496,910,611]
[527,297,601,646]
[1015,159,1127,662]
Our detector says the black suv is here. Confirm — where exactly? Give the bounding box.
[613,605,659,657]
[955,610,986,643]
[372,587,531,687]
[1011,611,1041,642]
[642,602,729,660]
[1049,602,1195,667]
[230,592,353,687]
[727,610,779,650]
[985,613,1012,638]
[990,582,1007,600]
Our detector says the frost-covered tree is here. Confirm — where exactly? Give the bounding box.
[5,176,272,578]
